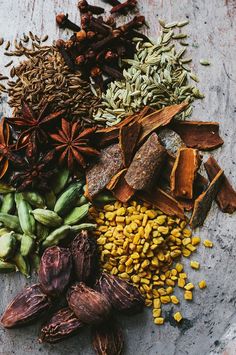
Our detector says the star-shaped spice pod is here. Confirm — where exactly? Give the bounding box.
[10,134,56,192]
[6,100,65,150]
[50,118,100,171]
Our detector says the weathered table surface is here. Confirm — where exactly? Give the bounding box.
[0,0,236,354]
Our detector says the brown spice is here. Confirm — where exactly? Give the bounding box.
[125,133,167,191]
[107,169,135,203]
[138,102,188,143]
[119,121,141,167]
[170,148,201,199]
[190,170,224,228]
[139,188,185,220]
[170,120,224,150]
[204,156,236,214]
[86,144,123,199]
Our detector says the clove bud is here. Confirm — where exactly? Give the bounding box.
[96,272,144,315]
[67,283,111,325]
[110,0,137,14]
[1,284,51,328]
[39,307,84,343]
[78,0,105,15]
[71,230,99,285]
[39,246,72,297]
[92,319,124,355]
[56,13,81,32]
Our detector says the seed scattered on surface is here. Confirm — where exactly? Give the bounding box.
[173,311,183,322]
[4,60,13,68]
[190,261,200,269]
[198,280,207,289]
[0,38,4,46]
[200,59,210,66]
[5,41,10,50]
[203,239,213,248]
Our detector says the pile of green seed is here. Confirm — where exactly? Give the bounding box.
[94,19,204,126]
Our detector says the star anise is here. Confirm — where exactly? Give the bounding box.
[10,134,56,191]
[6,100,65,149]
[50,118,99,171]
[0,118,17,179]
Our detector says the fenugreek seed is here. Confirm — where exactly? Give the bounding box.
[203,240,213,248]
[174,312,183,322]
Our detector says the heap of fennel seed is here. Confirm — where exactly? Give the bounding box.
[93,19,204,127]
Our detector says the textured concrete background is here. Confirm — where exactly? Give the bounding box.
[0,0,236,354]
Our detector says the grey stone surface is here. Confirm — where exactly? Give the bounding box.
[0,0,236,354]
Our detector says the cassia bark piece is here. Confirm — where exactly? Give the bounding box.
[170,120,224,150]
[190,170,224,228]
[170,148,200,199]
[86,144,123,199]
[119,121,141,167]
[110,170,135,203]
[96,106,150,147]
[138,102,187,143]
[125,133,167,190]
[204,156,236,213]
[106,169,127,190]
[139,188,185,220]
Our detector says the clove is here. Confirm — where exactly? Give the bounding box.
[56,13,81,32]
[101,0,121,6]
[110,0,137,14]
[118,15,146,33]
[56,40,75,71]
[78,0,104,15]
[102,64,124,80]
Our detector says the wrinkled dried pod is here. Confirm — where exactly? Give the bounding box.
[39,307,84,343]
[92,319,124,355]
[71,230,99,285]
[39,246,72,297]
[1,284,51,328]
[67,283,111,325]
[96,273,144,315]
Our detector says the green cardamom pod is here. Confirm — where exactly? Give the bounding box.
[76,195,88,206]
[64,203,90,226]
[71,223,97,233]
[0,213,22,232]
[45,190,57,210]
[0,232,17,259]
[13,253,30,277]
[18,199,35,236]
[0,193,15,214]
[54,181,83,217]
[53,168,70,195]
[0,259,16,273]
[31,209,63,228]
[42,225,71,248]
[0,182,15,194]
[20,234,35,257]
[21,191,46,208]
[36,222,49,242]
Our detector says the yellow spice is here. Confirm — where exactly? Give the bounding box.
[190,261,200,270]
[174,312,183,322]
[203,239,213,248]
[198,280,207,289]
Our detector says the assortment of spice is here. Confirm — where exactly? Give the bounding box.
[0,0,236,353]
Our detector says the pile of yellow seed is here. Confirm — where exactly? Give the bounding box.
[91,200,211,325]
